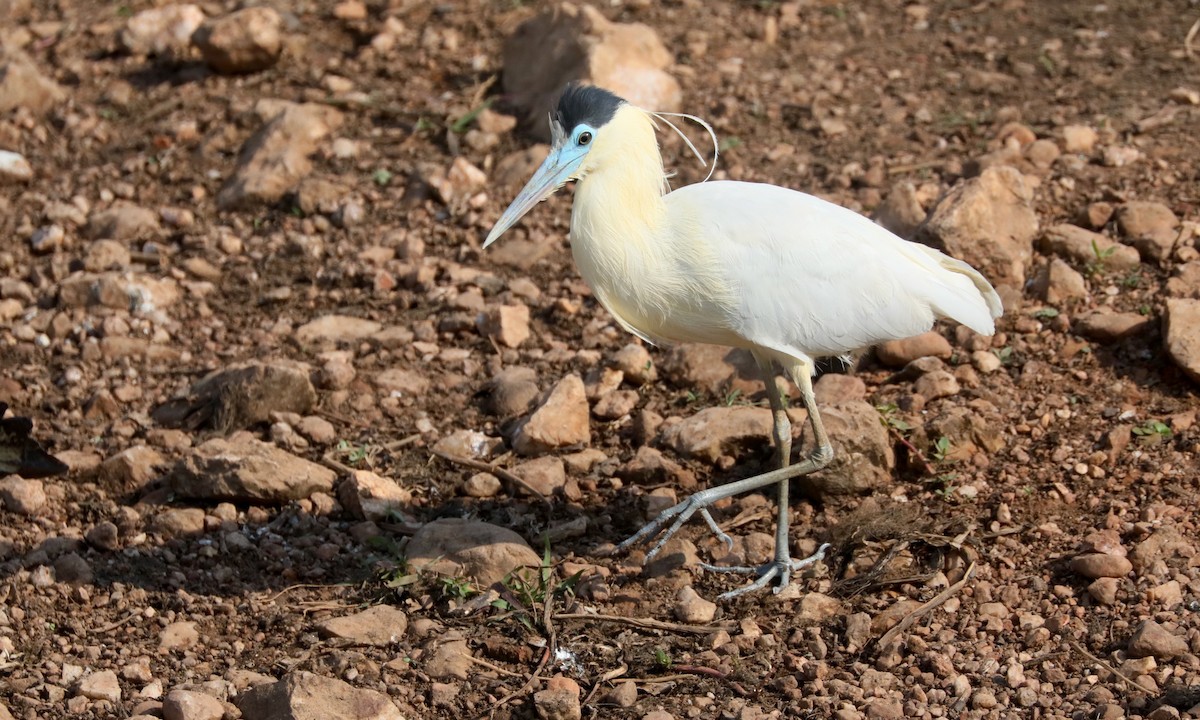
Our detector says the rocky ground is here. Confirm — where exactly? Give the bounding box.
[2,0,1200,718]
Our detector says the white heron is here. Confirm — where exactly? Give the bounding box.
[484,84,1002,599]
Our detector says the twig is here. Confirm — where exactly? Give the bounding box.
[92,611,140,634]
[888,426,934,475]
[319,454,356,476]
[581,664,629,709]
[638,668,750,697]
[384,434,422,451]
[888,160,943,175]
[1186,17,1199,58]
[1067,640,1147,694]
[463,654,525,678]
[431,448,549,504]
[875,559,976,651]
[265,582,353,604]
[553,612,733,635]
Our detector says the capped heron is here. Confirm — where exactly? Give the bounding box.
[484,84,1002,599]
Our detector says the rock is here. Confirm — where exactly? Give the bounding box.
[424,639,473,681]
[163,689,224,720]
[338,470,411,521]
[1025,139,1060,169]
[1078,201,1115,230]
[478,304,531,348]
[660,344,760,396]
[1127,620,1189,660]
[121,5,206,56]
[1062,125,1098,153]
[235,671,405,720]
[916,166,1038,290]
[1069,553,1132,579]
[502,2,681,140]
[84,240,132,272]
[0,45,65,114]
[160,622,199,651]
[814,374,867,405]
[1074,312,1152,344]
[601,680,637,708]
[1130,528,1196,572]
[429,156,488,206]
[483,367,541,417]
[662,406,773,463]
[0,150,32,183]
[406,518,540,586]
[96,446,164,494]
[494,145,552,189]
[593,389,638,419]
[295,314,381,345]
[217,101,344,209]
[153,508,205,537]
[798,401,895,497]
[192,7,284,74]
[674,586,717,624]
[643,537,699,578]
[512,374,590,455]
[1147,580,1183,607]
[432,430,500,460]
[1164,299,1200,383]
[611,343,656,385]
[1168,261,1200,298]
[296,416,336,444]
[616,446,696,488]
[86,203,160,241]
[796,592,844,623]
[872,182,927,239]
[316,605,408,646]
[914,370,960,400]
[875,331,952,367]
[463,472,502,498]
[54,552,93,584]
[77,670,121,702]
[152,362,317,433]
[1117,201,1179,265]
[1038,224,1141,272]
[533,676,581,720]
[375,368,430,397]
[514,456,567,497]
[86,521,121,551]
[166,433,336,503]
[1087,577,1119,605]
[0,477,45,515]
[1031,258,1087,303]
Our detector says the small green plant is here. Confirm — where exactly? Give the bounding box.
[1086,238,1117,275]
[1121,271,1143,289]
[653,648,673,670]
[1032,307,1059,320]
[993,346,1015,366]
[926,472,959,499]
[718,136,743,152]
[413,117,435,133]
[1132,420,1171,443]
[931,436,953,463]
[497,543,582,631]
[1139,304,1153,316]
[439,576,475,601]
[450,99,495,134]
[335,439,372,466]
[372,168,393,186]
[876,403,912,433]
[723,389,743,407]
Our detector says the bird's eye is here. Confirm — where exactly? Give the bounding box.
[578,131,592,146]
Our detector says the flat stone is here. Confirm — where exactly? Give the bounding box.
[662,406,773,464]
[482,367,540,417]
[1127,620,1189,660]
[166,433,336,503]
[1074,312,1152,344]
[316,605,408,647]
[159,621,199,651]
[513,456,567,497]
[533,676,581,720]
[77,670,121,702]
[478,304,531,348]
[163,689,224,720]
[1037,224,1140,272]
[235,671,405,719]
[406,518,540,586]
[121,5,205,56]
[0,477,46,515]
[1117,201,1179,265]
[1069,553,1132,579]
[798,401,895,498]
[674,586,717,624]
[338,470,411,521]
[875,331,952,367]
[1031,258,1087,303]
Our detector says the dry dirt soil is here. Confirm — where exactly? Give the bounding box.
[3,0,1200,719]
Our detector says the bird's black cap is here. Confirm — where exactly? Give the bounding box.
[554,83,624,133]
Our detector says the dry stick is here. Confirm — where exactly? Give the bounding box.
[553,612,733,635]
[1067,640,1147,695]
[384,434,422,452]
[1186,17,1200,58]
[265,582,354,604]
[463,654,525,678]
[92,611,140,634]
[888,160,943,175]
[319,454,356,476]
[431,448,550,504]
[581,664,629,709]
[887,426,935,476]
[875,560,976,651]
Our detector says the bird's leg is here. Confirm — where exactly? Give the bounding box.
[619,364,836,596]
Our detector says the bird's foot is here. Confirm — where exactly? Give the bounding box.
[700,542,831,601]
[617,488,734,560]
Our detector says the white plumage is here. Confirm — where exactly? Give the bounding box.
[485,84,1002,599]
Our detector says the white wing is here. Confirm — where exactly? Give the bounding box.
[664,181,1001,363]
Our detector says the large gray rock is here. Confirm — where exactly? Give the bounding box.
[502,2,681,140]
[218,100,344,209]
[167,433,336,503]
[916,166,1038,291]
[235,671,405,720]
